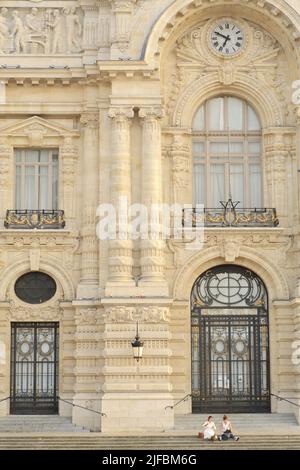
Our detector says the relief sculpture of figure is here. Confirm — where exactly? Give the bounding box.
[64,7,82,53]
[47,9,64,54]
[25,7,47,53]
[25,7,42,33]
[0,8,9,54]
[10,10,26,53]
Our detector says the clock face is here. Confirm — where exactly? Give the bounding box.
[210,20,245,56]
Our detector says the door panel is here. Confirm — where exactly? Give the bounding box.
[10,322,59,414]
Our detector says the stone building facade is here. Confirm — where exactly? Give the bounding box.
[0,0,300,432]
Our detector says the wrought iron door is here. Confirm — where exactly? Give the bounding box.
[10,323,59,414]
[191,266,270,413]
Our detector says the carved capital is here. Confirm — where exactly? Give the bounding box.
[139,107,165,121]
[109,0,137,12]
[80,111,99,129]
[108,107,134,121]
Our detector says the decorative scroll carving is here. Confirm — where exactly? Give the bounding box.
[103,306,170,323]
[9,300,62,321]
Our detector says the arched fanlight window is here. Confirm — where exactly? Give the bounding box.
[191,265,267,310]
[192,96,262,208]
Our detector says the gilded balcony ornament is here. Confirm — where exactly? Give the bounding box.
[4,210,65,230]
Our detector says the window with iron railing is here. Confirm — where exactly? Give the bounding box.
[15,148,59,210]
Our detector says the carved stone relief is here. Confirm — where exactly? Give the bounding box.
[9,300,62,321]
[166,18,291,123]
[0,7,83,54]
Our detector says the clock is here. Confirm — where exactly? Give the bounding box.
[210,19,245,57]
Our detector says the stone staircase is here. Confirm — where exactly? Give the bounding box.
[173,413,300,435]
[0,413,300,449]
[0,416,89,433]
[0,434,300,449]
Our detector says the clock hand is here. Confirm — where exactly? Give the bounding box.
[223,36,230,47]
[215,31,230,40]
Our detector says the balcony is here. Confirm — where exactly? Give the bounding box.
[183,200,279,228]
[4,210,65,230]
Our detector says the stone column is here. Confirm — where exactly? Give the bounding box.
[264,130,288,225]
[106,108,134,293]
[72,304,102,431]
[77,111,99,299]
[138,108,168,295]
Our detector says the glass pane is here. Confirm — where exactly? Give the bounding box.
[228,97,243,131]
[15,149,22,162]
[52,151,59,162]
[25,150,39,163]
[230,164,244,207]
[193,164,205,205]
[40,150,49,163]
[248,105,261,131]
[193,142,205,154]
[210,142,244,154]
[16,168,22,210]
[193,106,205,131]
[39,166,49,209]
[250,164,262,207]
[211,164,225,207]
[248,142,261,154]
[25,166,36,209]
[52,164,58,210]
[208,97,225,131]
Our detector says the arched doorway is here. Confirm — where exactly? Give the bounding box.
[10,272,59,415]
[191,265,270,413]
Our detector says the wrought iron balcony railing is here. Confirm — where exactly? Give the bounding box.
[183,203,279,228]
[4,210,65,229]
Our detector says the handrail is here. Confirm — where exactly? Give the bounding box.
[58,397,107,417]
[165,394,192,410]
[270,393,300,409]
[0,396,10,404]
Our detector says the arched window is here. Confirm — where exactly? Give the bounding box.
[192,96,262,208]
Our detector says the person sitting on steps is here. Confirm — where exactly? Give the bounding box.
[202,416,218,441]
[219,415,240,441]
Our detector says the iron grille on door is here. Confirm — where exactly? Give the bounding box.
[10,323,59,414]
[191,265,270,413]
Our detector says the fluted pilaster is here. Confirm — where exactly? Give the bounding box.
[138,108,168,293]
[77,111,99,298]
[107,107,134,286]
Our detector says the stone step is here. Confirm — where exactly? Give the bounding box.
[0,435,300,450]
[0,416,89,433]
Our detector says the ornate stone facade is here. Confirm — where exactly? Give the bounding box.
[0,0,300,431]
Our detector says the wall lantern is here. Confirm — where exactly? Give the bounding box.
[131,323,144,362]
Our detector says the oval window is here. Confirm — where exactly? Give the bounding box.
[15,272,57,304]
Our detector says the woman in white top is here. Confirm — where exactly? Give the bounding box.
[220,415,239,441]
[202,416,217,440]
